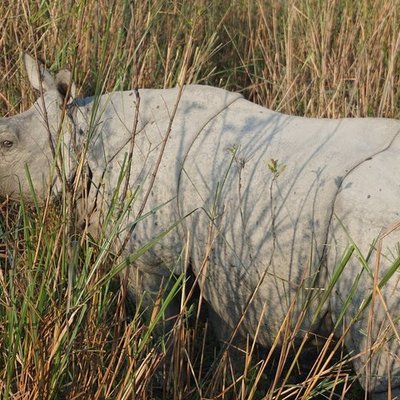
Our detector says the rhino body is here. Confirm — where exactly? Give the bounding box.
[0,55,399,398]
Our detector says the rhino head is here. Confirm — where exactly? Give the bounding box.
[0,54,77,201]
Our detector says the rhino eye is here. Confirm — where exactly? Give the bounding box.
[1,140,13,149]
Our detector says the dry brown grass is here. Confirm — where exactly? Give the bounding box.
[0,1,399,399]
[1,0,399,117]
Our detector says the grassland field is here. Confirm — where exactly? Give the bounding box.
[0,1,399,399]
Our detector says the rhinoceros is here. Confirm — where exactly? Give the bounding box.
[0,54,399,398]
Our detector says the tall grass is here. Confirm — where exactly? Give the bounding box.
[1,0,399,117]
[0,0,399,399]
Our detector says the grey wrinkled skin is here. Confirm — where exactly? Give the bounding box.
[1,54,399,398]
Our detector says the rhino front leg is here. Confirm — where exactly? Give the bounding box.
[128,265,181,337]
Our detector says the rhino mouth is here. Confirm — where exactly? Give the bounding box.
[0,173,22,200]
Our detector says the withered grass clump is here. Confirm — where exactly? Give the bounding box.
[0,1,399,399]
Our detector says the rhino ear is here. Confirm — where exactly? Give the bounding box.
[55,69,76,101]
[24,53,56,92]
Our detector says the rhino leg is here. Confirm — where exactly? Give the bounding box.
[372,389,400,400]
[328,149,400,397]
[128,266,181,337]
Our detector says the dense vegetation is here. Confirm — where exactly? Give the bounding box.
[0,1,399,399]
